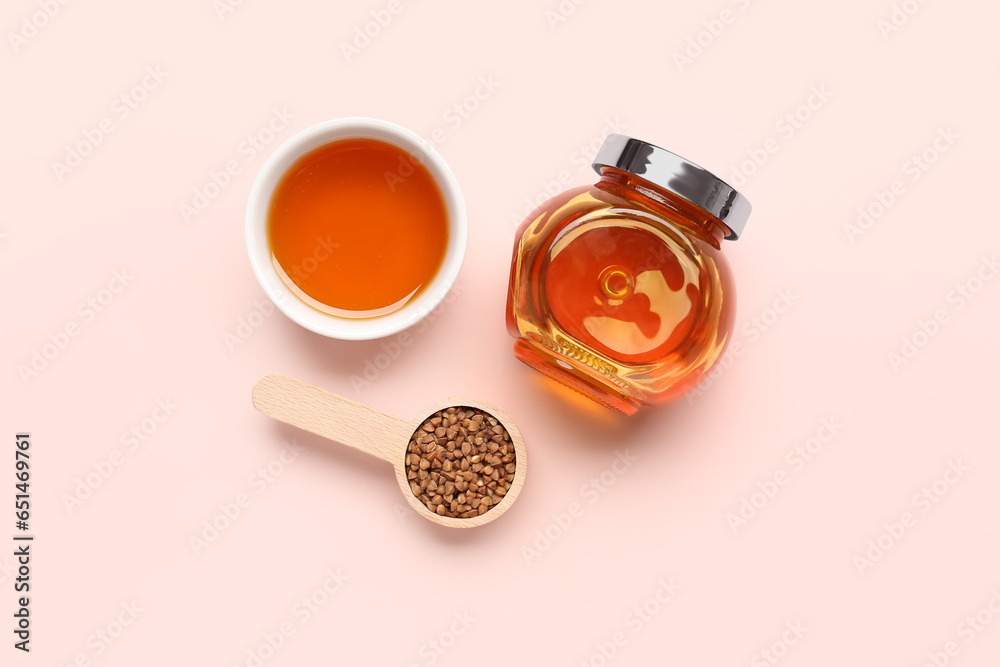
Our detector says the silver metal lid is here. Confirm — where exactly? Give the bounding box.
[593,134,751,240]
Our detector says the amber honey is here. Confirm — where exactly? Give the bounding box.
[507,134,752,415]
[507,175,734,414]
[268,138,448,318]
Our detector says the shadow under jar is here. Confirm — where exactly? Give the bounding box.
[506,134,753,415]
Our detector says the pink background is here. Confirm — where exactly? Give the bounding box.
[3,0,999,664]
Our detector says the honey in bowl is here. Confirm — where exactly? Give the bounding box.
[267,138,449,318]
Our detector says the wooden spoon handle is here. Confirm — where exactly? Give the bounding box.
[251,374,411,464]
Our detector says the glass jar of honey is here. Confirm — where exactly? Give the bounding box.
[506,135,752,415]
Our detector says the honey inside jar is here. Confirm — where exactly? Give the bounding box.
[267,138,449,318]
[506,134,752,415]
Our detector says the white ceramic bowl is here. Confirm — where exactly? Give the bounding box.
[245,117,467,340]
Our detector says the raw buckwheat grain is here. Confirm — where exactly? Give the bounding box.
[406,407,515,519]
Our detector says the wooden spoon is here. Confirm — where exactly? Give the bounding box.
[251,373,526,528]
